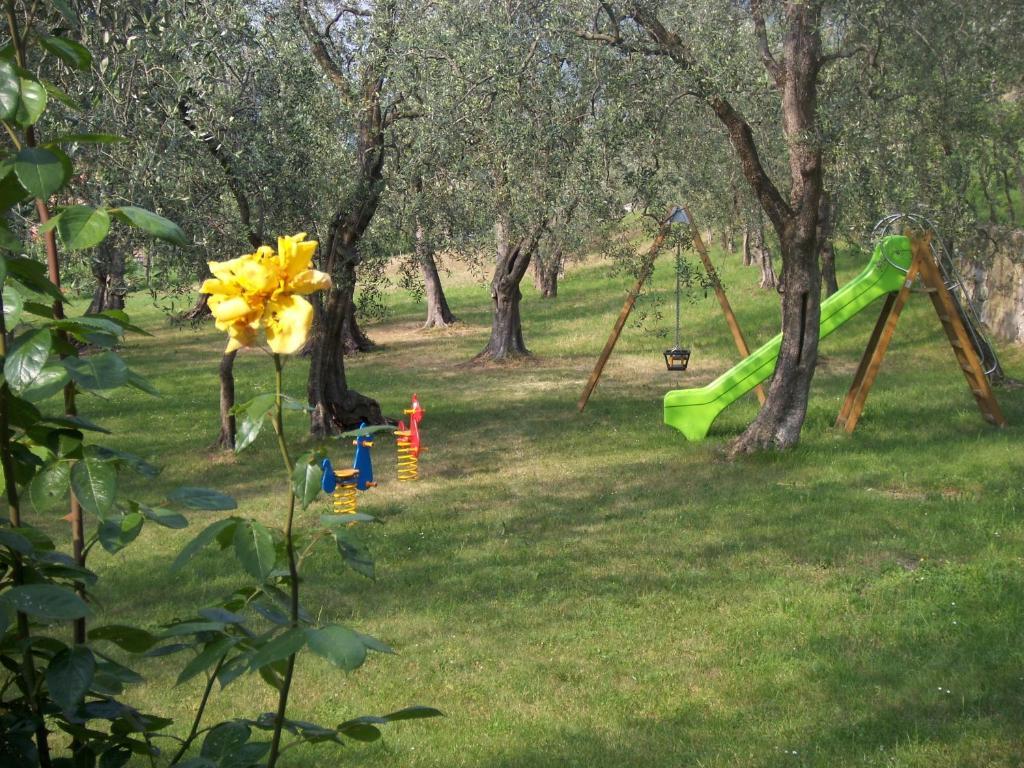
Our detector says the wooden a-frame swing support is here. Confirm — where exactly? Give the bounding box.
[577,205,766,412]
[836,232,1006,432]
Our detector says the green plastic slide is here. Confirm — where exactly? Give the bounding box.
[664,235,913,440]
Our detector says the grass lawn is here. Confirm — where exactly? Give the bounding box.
[52,243,1024,767]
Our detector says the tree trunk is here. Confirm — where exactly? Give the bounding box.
[419,221,457,328]
[212,351,237,451]
[741,229,753,266]
[532,248,561,298]
[184,261,213,321]
[308,280,384,436]
[730,226,819,455]
[86,241,126,314]
[751,223,777,289]
[621,2,828,452]
[341,293,375,353]
[308,214,385,437]
[817,190,839,295]
[475,219,543,361]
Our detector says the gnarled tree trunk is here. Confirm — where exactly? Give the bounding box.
[532,247,561,298]
[86,240,126,314]
[308,210,385,436]
[212,351,237,450]
[818,189,839,295]
[751,222,777,290]
[475,219,544,361]
[418,221,457,328]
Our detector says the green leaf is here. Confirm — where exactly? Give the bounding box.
[111,206,187,246]
[167,487,236,511]
[46,646,95,712]
[88,624,157,653]
[247,627,306,672]
[98,512,144,554]
[176,636,235,686]
[0,59,18,120]
[292,459,322,510]
[337,718,382,742]
[98,746,133,768]
[0,528,33,554]
[5,255,62,300]
[0,220,19,250]
[3,284,23,327]
[170,518,238,572]
[41,79,80,112]
[54,205,110,250]
[125,369,159,396]
[234,394,275,453]
[29,460,70,512]
[14,147,70,200]
[3,328,52,393]
[339,424,397,438]
[89,446,160,478]
[20,364,69,402]
[39,35,91,70]
[235,413,264,453]
[0,172,29,213]
[304,625,366,671]
[233,520,275,582]
[141,505,186,529]
[380,705,444,721]
[201,722,251,762]
[97,309,151,336]
[355,631,394,655]
[333,528,375,580]
[70,456,117,518]
[63,352,129,390]
[15,78,47,126]
[1,583,91,621]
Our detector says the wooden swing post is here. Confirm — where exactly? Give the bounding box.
[683,206,766,406]
[577,205,764,412]
[577,215,672,412]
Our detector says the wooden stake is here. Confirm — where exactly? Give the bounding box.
[684,206,766,406]
[577,221,671,412]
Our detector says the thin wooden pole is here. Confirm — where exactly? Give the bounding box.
[835,260,918,432]
[683,206,766,405]
[577,221,671,412]
[915,237,1006,426]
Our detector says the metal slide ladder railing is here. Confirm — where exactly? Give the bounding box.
[872,213,1003,383]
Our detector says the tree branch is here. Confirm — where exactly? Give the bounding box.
[750,0,785,88]
[294,0,356,104]
[177,94,264,248]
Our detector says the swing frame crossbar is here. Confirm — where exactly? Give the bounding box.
[836,232,1006,433]
[577,205,765,412]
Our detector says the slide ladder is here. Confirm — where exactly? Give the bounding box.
[874,213,1002,382]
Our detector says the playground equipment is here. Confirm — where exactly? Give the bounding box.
[395,417,421,481]
[328,465,360,515]
[663,224,1006,440]
[663,232,691,372]
[394,393,424,482]
[352,422,377,490]
[321,395,426,501]
[578,205,765,411]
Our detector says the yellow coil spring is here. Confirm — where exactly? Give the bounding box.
[396,437,418,482]
[332,472,358,515]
